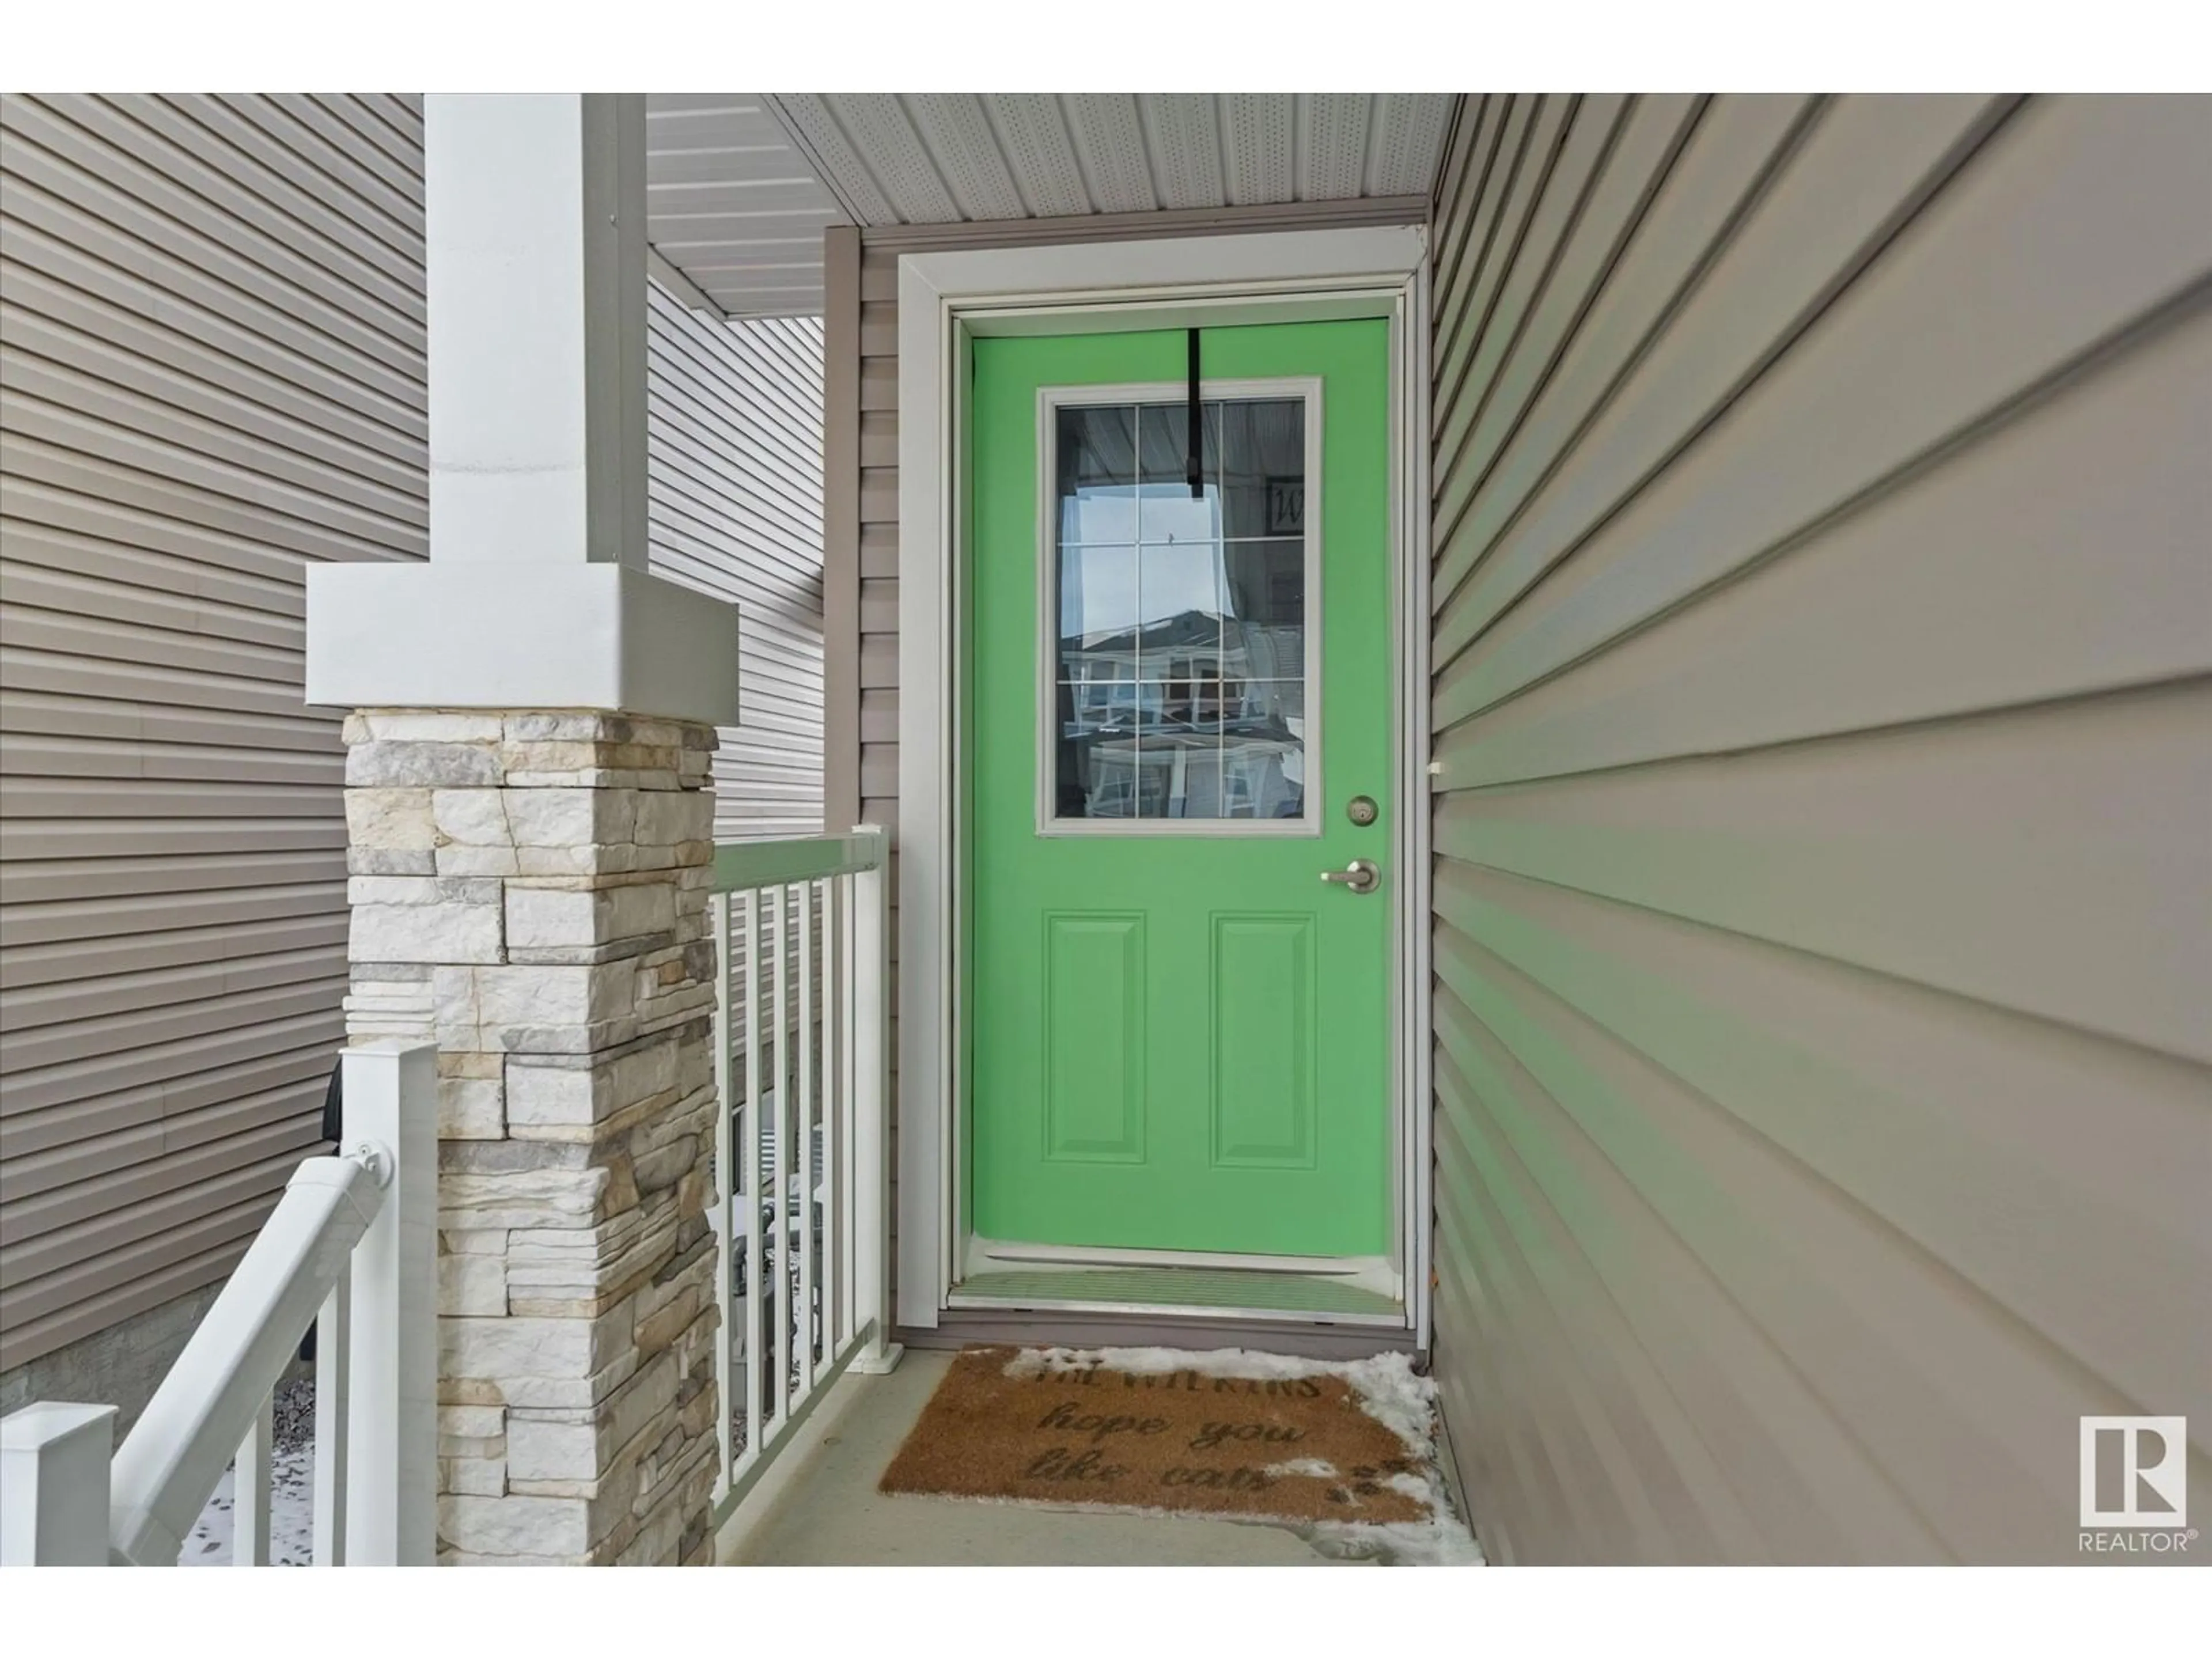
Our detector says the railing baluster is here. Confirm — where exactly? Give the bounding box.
[840,868,859,1347]
[740,886,763,1472]
[311,1277,349,1566]
[692,832,888,1520]
[770,881,791,1429]
[824,872,844,1349]
[798,878,817,1397]
[710,890,734,1498]
[234,1395,272,1567]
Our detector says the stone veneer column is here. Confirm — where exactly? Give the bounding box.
[339,710,721,1565]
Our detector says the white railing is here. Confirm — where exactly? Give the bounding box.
[708,826,897,1520]
[0,1041,437,1566]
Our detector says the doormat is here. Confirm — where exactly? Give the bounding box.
[878,1345,1481,1560]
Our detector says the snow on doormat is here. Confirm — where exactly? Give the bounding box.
[878,1346,1483,1565]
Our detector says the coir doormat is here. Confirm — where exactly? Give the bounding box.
[878,1345,1453,1533]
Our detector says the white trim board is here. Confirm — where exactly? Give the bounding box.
[894,222,1434,1343]
[305,562,741,726]
[967,1235,1401,1298]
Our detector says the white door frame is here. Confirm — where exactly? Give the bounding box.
[895,224,1434,1343]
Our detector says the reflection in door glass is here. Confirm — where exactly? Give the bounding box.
[1053,396,1308,823]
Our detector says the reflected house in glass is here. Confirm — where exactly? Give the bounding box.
[1057,605,1306,819]
[1051,395,1310,821]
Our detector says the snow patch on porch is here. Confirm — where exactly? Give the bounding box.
[999,1344,1484,1565]
[1262,1457,1340,1479]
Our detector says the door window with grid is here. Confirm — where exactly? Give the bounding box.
[1048,392,1313,827]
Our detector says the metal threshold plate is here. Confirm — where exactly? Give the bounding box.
[948,1266,1406,1327]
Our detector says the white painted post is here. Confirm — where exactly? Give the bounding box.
[423,94,649,571]
[0,1403,117,1566]
[340,1041,436,1566]
[850,828,901,1373]
[306,97,743,733]
[311,1276,350,1566]
[234,1395,274,1567]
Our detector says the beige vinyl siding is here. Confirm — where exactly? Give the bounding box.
[1426,93,2212,1564]
[645,283,826,841]
[0,93,429,1369]
[2,97,829,1376]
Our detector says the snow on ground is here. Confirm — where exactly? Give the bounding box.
[1001,1344,1487,1566]
[179,1378,316,1567]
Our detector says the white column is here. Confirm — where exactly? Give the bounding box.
[305,94,738,728]
[304,93,733,1567]
[426,94,647,571]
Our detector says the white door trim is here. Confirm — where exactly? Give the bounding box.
[895,223,1434,1342]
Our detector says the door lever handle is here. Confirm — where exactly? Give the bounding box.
[1320,858,1381,896]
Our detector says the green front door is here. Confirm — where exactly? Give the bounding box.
[966,319,1395,1260]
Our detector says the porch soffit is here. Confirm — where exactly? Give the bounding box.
[769,93,1454,227]
[644,94,848,319]
[644,95,1456,319]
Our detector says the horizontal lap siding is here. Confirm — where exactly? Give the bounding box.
[1426,93,2212,1564]
[0,93,428,1368]
[3,99,827,1374]
[645,286,825,841]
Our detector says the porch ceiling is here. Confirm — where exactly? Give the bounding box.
[644,94,848,318]
[643,95,1458,319]
[765,94,1457,227]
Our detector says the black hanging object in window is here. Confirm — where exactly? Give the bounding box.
[1185,328,1203,499]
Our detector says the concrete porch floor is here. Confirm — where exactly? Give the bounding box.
[715,1349,1367,1566]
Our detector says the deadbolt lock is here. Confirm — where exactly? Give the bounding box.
[1346,794,1379,827]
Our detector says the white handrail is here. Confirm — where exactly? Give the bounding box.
[1,1040,436,1569]
[713,830,882,890]
[107,1153,385,1565]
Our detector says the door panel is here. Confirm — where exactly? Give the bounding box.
[1042,912,1147,1163]
[968,320,1393,1259]
[1210,912,1317,1168]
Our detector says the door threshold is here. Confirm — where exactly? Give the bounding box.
[910,1308,1418,1362]
[947,1264,1407,1328]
